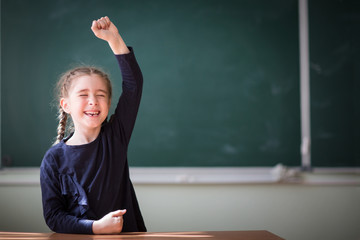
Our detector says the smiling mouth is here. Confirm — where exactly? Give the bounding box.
[84,111,100,117]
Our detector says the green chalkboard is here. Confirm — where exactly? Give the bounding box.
[1,0,301,167]
[309,0,360,167]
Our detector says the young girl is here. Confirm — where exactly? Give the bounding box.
[40,16,146,234]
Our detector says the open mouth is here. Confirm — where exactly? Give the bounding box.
[84,111,100,117]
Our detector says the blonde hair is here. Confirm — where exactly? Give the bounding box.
[53,67,112,145]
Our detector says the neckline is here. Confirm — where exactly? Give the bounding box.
[62,131,101,149]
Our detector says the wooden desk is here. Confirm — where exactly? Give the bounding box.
[0,231,284,240]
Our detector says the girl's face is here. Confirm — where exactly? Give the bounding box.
[61,74,111,134]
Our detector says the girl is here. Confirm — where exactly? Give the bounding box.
[40,16,146,234]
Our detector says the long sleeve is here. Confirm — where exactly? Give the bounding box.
[40,153,94,234]
[111,47,143,145]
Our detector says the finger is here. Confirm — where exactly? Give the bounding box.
[104,16,111,27]
[98,18,107,29]
[112,209,127,217]
[95,19,102,29]
[91,20,100,33]
[117,209,126,216]
[95,21,101,30]
[91,20,98,29]
[113,216,122,223]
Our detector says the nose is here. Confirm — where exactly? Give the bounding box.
[88,95,98,106]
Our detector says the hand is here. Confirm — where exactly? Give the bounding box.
[92,209,127,234]
[91,16,118,42]
[91,16,130,55]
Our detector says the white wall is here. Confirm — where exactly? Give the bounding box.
[136,183,360,240]
[0,171,360,240]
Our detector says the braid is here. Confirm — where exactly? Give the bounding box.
[54,107,68,145]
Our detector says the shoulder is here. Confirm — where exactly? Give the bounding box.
[40,142,65,172]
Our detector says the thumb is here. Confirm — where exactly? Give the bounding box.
[112,209,127,217]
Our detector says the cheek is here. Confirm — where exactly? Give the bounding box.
[101,100,111,111]
[72,100,87,109]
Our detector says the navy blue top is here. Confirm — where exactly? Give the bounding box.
[40,47,146,234]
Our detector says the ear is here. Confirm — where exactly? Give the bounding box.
[60,98,71,114]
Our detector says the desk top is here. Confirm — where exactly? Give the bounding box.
[0,231,284,240]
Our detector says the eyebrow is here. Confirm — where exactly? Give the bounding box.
[76,89,108,94]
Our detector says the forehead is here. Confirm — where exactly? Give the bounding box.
[70,74,108,92]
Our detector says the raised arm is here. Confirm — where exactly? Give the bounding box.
[92,16,143,145]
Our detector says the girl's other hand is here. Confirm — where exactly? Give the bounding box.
[92,209,127,234]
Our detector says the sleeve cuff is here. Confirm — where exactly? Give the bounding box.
[79,219,95,234]
[114,46,138,67]
[115,46,134,58]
